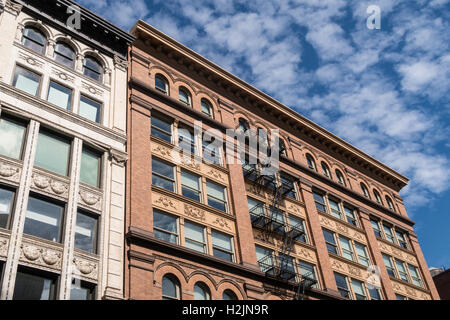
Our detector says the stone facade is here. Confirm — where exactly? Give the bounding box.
[125,20,439,300]
[0,0,133,299]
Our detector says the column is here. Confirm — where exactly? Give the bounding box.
[1,120,40,300]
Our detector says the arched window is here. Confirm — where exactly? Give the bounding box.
[238,118,250,132]
[360,183,370,198]
[83,56,103,82]
[162,274,180,300]
[194,282,211,300]
[335,169,345,185]
[201,98,213,117]
[179,87,191,106]
[321,162,331,178]
[22,26,46,54]
[385,196,395,211]
[373,190,382,204]
[155,74,169,94]
[222,289,238,300]
[306,154,316,171]
[54,41,75,68]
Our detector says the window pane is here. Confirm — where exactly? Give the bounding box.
[13,270,55,300]
[212,231,232,251]
[201,100,212,116]
[74,211,97,253]
[24,196,63,242]
[22,27,46,54]
[34,130,70,176]
[70,280,94,300]
[152,158,175,192]
[181,171,200,189]
[55,42,75,68]
[351,279,366,300]
[47,81,72,110]
[179,89,190,105]
[154,210,178,244]
[194,283,210,300]
[13,66,40,96]
[223,290,237,300]
[79,96,101,123]
[152,116,172,135]
[162,276,178,300]
[0,117,26,159]
[80,148,100,187]
[0,187,14,229]
[155,76,168,92]
[185,221,204,243]
[369,288,381,300]
[355,242,369,266]
[207,181,225,200]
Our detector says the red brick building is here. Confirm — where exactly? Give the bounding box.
[432,269,449,300]
[124,20,439,300]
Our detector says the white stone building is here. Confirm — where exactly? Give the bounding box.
[0,0,133,299]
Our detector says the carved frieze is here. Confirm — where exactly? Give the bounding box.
[0,238,8,257]
[31,172,69,199]
[154,195,179,211]
[319,214,367,244]
[212,217,232,230]
[73,257,98,281]
[20,242,62,271]
[18,51,44,69]
[78,188,103,212]
[184,204,206,222]
[51,68,75,83]
[0,160,21,183]
[205,168,227,184]
[377,240,418,266]
[81,82,104,97]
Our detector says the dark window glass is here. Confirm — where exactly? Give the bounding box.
[361,183,370,198]
[13,65,41,96]
[13,268,56,300]
[181,170,201,202]
[22,27,46,54]
[151,115,172,143]
[153,210,178,244]
[162,275,180,300]
[34,130,71,176]
[222,290,237,300]
[396,294,406,300]
[74,211,98,254]
[83,56,103,82]
[0,187,14,229]
[54,42,75,68]
[178,126,195,154]
[152,158,175,192]
[70,279,95,300]
[24,196,64,242]
[202,133,221,165]
[370,219,382,238]
[313,192,327,212]
[194,282,211,300]
[79,95,101,123]
[369,287,382,300]
[179,88,191,106]
[373,190,382,204]
[344,206,358,226]
[47,81,73,110]
[201,99,212,117]
[185,221,206,253]
[280,173,296,198]
[155,75,168,94]
[207,181,227,212]
[386,196,395,211]
[336,170,345,185]
[321,162,331,177]
[323,229,338,254]
[0,116,26,160]
[212,230,233,261]
[334,273,350,299]
[306,154,316,170]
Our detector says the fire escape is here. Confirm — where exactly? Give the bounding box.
[243,155,317,300]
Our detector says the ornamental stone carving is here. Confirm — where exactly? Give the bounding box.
[287,203,302,215]
[33,175,50,189]
[153,145,172,158]
[347,265,362,277]
[50,181,68,195]
[154,195,178,210]
[22,245,41,261]
[212,217,232,230]
[73,258,97,278]
[335,223,348,234]
[41,249,61,266]
[114,55,128,71]
[0,239,8,256]
[18,52,44,69]
[20,244,62,269]
[206,169,226,182]
[32,173,69,198]
[79,190,100,206]
[0,162,20,182]
[184,204,206,222]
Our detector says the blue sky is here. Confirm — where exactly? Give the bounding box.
[78,0,450,269]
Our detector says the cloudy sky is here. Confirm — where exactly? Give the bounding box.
[78,0,450,268]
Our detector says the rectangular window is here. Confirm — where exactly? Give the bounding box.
[334,272,350,299]
[152,158,175,192]
[151,115,172,143]
[24,196,64,243]
[383,224,395,243]
[47,81,72,110]
[80,147,101,188]
[0,116,26,159]
[408,265,423,287]
[211,230,234,262]
[34,130,71,176]
[323,229,338,255]
[288,215,307,243]
[278,253,296,281]
[355,242,370,267]
[181,170,202,202]
[202,133,222,165]
[395,230,408,249]
[370,219,382,238]
[0,186,15,229]
[13,268,57,300]
[248,197,266,227]
[396,294,406,300]
[382,254,396,278]
[255,245,273,273]
[178,126,196,154]
[351,279,367,300]
[79,95,101,123]
[70,279,95,300]
[74,210,98,254]
[13,65,41,96]
[299,261,319,289]
[153,210,178,244]
[313,192,327,212]
[369,287,382,300]
[206,181,227,212]
[395,259,409,282]
[344,206,358,227]
[184,221,206,253]
[328,199,342,219]
[339,236,355,261]
[279,173,297,199]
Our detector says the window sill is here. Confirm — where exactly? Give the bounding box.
[389,276,428,293]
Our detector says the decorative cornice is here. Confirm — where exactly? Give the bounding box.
[5,0,22,16]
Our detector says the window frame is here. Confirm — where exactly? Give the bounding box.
[82,56,103,83]
[13,266,58,300]
[151,157,176,193]
[343,205,358,227]
[162,274,181,300]
[21,26,47,54]
[321,161,331,178]
[153,210,179,245]
[335,169,345,186]
[373,189,383,204]
[177,125,196,155]
[184,220,207,253]
[201,98,213,118]
[194,282,211,300]
[155,74,169,95]
[46,79,74,111]
[211,230,235,262]
[74,209,99,254]
[79,94,103,124]
[313,191,327,212]
[385,196,395,211]
[79,146,102,188]
[360,183,370,198]
[0,184,16,230]
[151,113,173,144]
[70,278,96,300]
[12,64,42,97]
[354,242,370,267]
[339,235,356,262]
[0,114,28,160]
[178,87,192,107]
[306,154,316,171]
[34,128,72,177]
[370,218,382,238]
[407,264,423,288]
[323,228,338,255]
[334,272,351,299]
[180,169,202,203]
[54,41,76,69]
[382,253,397,278]
[206,180,228,213]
